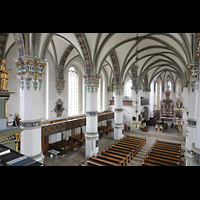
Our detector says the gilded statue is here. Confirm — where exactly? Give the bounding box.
[0,59,9,91]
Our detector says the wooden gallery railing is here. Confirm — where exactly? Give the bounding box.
[41,111,114,154]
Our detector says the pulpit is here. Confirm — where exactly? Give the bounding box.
[0,59,23,152]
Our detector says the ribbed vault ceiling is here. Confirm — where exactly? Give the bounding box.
[1,33,195,91]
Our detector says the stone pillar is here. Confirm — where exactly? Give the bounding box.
[83,73,100,158]
[185,63,199,165]
[113,82,124,141]
[14,56,46,163]
[182,86,188,137]
[195,67,200,149]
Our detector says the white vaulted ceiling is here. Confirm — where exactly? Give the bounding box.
[2,33,194,90]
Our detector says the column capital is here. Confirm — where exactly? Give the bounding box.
[107,86,113,92]
[113,82,124,96]
[13,56,46,90]
[187,63,199,82]
[83,73,100,93]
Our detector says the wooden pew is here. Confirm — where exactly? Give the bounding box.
[105,148,131,162]
[140,160,160,166]
[108,145,133,160]
[153,144,181,153]
[97,153,122,166]
[119,139,143,147]
[87,159,106,166]
[150,149,181,160]
[154,143,181,151]
[113,142,139,155]
[141,139,182,166]
[101,150,128,166]
[90,156,121,166]
[145,154,180,165]
[116,141,141,153]
[157,140,181,147]
[119,139,145,150]
[151,147,181,157]
[148,151,180,163]
[144,157,174,166]
[124,135,146,143]
[122,136,146,147]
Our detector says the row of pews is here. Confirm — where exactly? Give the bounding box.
[98,126,112,138]
[80,135,146,166]
[49,133,85,154]
[139,139,184,166]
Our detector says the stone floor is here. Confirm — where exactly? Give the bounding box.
[43,125,185,166]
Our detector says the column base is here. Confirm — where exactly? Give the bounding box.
[85,132,99,158]
[29,151,44,164]
[20,125,43,163]
[114,123,123,141]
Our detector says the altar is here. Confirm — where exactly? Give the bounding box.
[160,81,175,123]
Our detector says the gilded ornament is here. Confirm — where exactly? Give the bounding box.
[0,59,9,90]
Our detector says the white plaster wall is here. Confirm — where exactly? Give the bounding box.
[46,51,68,121]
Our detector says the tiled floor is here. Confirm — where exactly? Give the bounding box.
[43,126,185,166]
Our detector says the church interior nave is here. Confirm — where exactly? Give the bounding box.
[0,33,199,166]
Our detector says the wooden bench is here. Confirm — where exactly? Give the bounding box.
[151,147,181,157]
[101,151,128,166]
[105,148,131,162]
[122,136,146,147]
[119,139,143,146]
[150,149,181,159]
[145,154,180,165]
[114,142,139,155]
[143,157,174,166]
[108,145,133,160]
[97,153,123,166]
[81,135,146,167]
[141,139,182,166]
[140,160,160,166]
[116,141,141,153]
[148,151,180,163]
[125,135,146,143]
[157,140,181,147]
[87,160,106,166]
[154,143,181,151]
[89,156,121,166]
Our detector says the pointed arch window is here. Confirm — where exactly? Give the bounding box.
[125,79,132,98]
[68,67,78,116]
[166,80,172,92]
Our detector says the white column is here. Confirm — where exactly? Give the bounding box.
[113,82,124,141]
[182,86,188,137]
[14,57,46,163]
[195,73,200,149]
[83,74,100,158]
[185,63,199,165]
